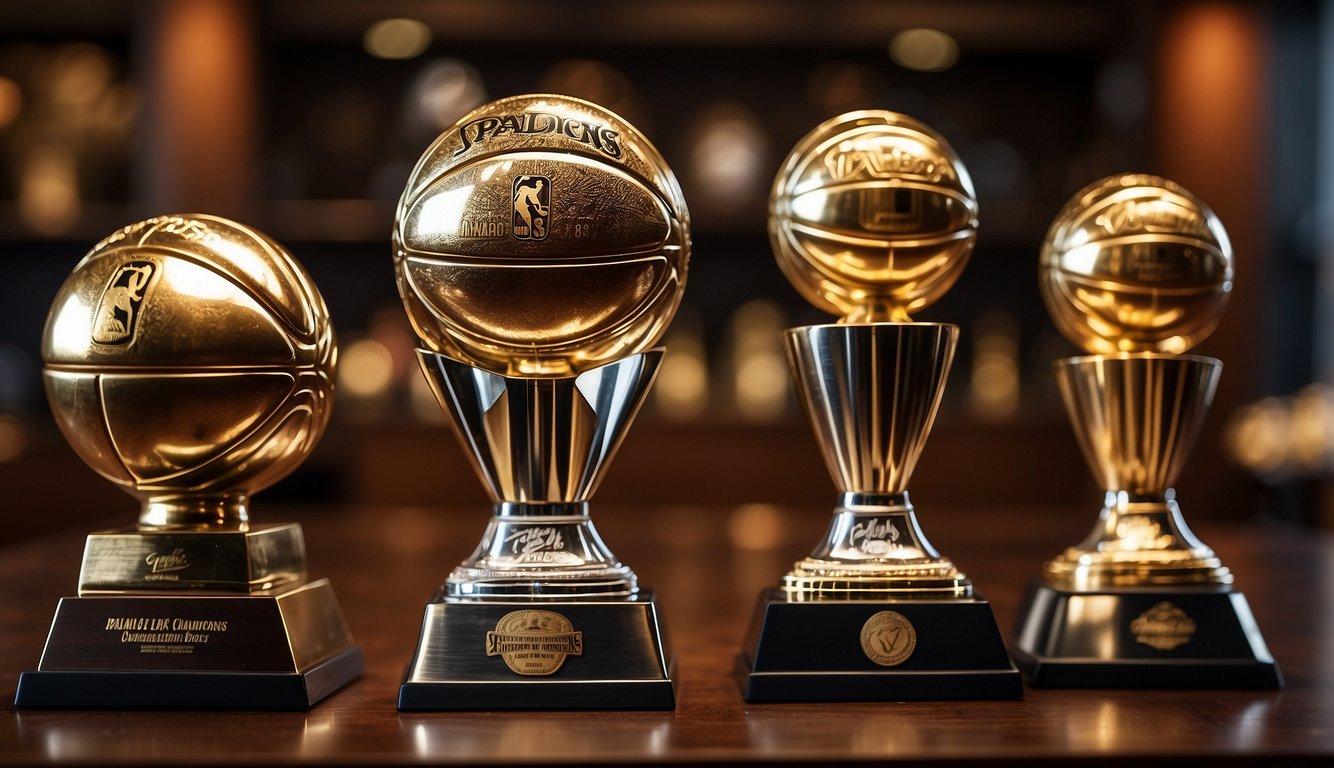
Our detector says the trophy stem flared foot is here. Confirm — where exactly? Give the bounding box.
[1010,581,1282,689]
[15,578,363,709]
[398,591,674,710]
[736,589,1021,701]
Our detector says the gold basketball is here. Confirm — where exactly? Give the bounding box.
[41,214,335,525]
[769,110,978,322]
[394,93,691,377]
[1040,173,1233,355]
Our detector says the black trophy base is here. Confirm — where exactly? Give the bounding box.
[398,590,674,711]
[14,578,363,709]
[1011,581,1283,689]
[736,589,1023,702]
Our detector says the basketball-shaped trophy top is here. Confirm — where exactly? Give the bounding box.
[41,214,335,517]
[769,111,978,323]
[1040,173,1233,355]
[394,93,691,377]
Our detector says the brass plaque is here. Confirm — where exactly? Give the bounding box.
[485,609,584,676]
[860,610,916,667]
[1131,601,1197,651]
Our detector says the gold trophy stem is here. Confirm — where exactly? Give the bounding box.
[139,492,250,531]
[1045,354,1231,589]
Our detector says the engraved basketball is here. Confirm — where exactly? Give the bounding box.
[769,111,978,322]
[394,93,691,377]
[41,214,335,521]
[1040,173,1233,355]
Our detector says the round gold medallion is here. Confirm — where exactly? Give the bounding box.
[860,610,917,666]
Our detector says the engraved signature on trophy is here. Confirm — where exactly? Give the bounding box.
[1094,199,1212,239]
[849,518,901,555]
[143,547,190,580]
[826,138,947,184]
[504,527,568,562]
[92,261,155,345]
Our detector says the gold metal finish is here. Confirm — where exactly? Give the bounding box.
[19,216,361,709]
[771,111,977,599]
[1040,173,1233,356]
[42,214,335,535]
[769,110,978,323]
[1039,175,1234,589]
[394,93,690,377]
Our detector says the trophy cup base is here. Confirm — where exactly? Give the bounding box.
[398,589,674,710]
[736,588,1022,701]
[14,578,362,709]
[78,522,307,593]
[1010,581,1282,689]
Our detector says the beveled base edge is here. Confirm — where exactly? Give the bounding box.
[736,588,1022,702]
[399,590,674,711]
[398,677,675,711]
[1010,581,1282,689]
[14,645,364,710]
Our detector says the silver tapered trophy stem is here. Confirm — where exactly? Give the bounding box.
[781,323,970,598]
[417,349,662,599]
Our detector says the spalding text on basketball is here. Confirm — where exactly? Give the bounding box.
[453,112,622,159]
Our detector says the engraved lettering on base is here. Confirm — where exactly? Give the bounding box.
[485,610,584,676]
[860,610,916,667]
[1130,601,1197,651]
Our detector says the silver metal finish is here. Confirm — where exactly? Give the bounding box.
[417,349,663,598]
[781,324,971,598]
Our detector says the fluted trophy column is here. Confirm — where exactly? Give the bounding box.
[736,111,1021,701]
[1011,174,1281,688]
[393,94,687,709]
[16,215,362,709]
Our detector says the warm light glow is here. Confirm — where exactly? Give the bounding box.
[1225,399,1289,474]
[687,102,766,211]
[408,370,448,424]
[970,312,1020,420]
[728,300,788,422]
[364,18,432,60]
[0,415,29,463]
[888,29,959,72]
[0,77,21,128]
[409,58,486,130]
[339,339,395,398]
[654,324,709,421]
[19,144,80,234]
[727,504,784,551]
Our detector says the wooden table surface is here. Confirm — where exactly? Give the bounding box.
[2,500,1331,766]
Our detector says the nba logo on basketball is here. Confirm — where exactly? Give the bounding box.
[512,175,550,240]
[92,261,155,345]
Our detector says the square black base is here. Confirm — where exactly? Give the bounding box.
[736,589,1022,702]
[15,646,364,709]
[398,590,674,710]
[13,578,363,709]
[1010,581,1282,689]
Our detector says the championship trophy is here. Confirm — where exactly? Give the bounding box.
[393,94,687,710]
[1010,174,1282,688]
[736,111,1022,701]
[15,214,362,708]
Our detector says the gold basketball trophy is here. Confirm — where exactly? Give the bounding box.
[1011,174,1282,688]
[736,111,1022,700]
[15,215,362,708]
[393,94,687,709]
